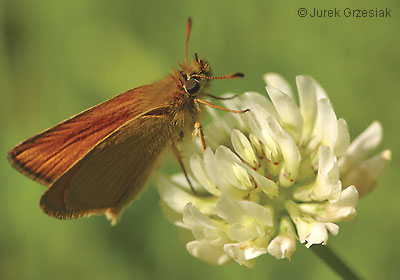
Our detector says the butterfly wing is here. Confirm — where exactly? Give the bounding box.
[8,78,176,186]
[40,105,175,223]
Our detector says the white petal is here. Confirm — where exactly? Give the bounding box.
[267,235,296,259]
[263,73,293,97]
[245,166,279,198]
[247,113,280,160]
[232,162,252,190]
[186,241,231,266]
[236,200,274,227]
[183,203,220,229]
[319,98,338,149]
[266,85,303,143]
[203,93,250,150]
[313,77,329,100]
[326,223,339,235]
[221,92,246,109]
[267,117,301,185]
[203,227,230,246]
[183,204,230,248]
[230,222,258,242]
[203,147,246,199]
[217,194,273,238]
[203,148,222,186]
[159,200,185,227]
[284,201,311,244]
[307,103,323,151]
[220,94,249,130]
[169,173,204,194]
[267,217,297,259]
[312,146,341,202]
[244,98,284,164]
[231,129,258,167]
[224,242,267,267]
[241,91,279,121]
[189,154,220,196]
[341,149,391,197]
[285,200,338,247]
[215,146,253,191]
[297,75,318,143]
[339,121,383,175]
[292,183,314,202]
[334,118,350,156]
[216,194,247,225]
[203,116,233,150]
[304,223,329,248]
[249,133,263,156]
[278,216,297,236]
[304,222,339,248]
[320,185,358,222]
[298,186,358,222]
[157,177,199,214]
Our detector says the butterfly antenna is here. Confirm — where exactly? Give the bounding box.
[185,18,192,64]
[192,72,244,80]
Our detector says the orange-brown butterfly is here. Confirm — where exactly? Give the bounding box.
[7,19,246,224]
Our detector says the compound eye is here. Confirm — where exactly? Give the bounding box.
[185,78,200,94]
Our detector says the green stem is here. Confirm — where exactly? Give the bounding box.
[310,245,362,280]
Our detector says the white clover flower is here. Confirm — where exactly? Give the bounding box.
[158,74,391,267]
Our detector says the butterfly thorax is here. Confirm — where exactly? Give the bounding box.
[166,57,212,142]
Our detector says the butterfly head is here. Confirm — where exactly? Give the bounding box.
[178,54,212,96]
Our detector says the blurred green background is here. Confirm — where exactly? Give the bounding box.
[1,0,399,279]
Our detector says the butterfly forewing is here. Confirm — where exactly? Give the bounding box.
[40,105,174,220]
[8,78,176,186]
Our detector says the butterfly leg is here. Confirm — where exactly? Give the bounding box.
[194,98,249,114]
[203,93,238,100]
[194,122,207,153]
[171,142,198,196]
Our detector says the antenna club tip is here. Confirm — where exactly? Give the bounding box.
[234,72,245,78]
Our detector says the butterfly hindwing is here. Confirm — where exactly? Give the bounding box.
[40,105,174,221]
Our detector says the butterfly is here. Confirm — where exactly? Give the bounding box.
[7,18,246,224]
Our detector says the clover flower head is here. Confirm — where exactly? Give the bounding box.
[158,73,391,267]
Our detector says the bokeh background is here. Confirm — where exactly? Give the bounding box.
[1,0,399,279]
